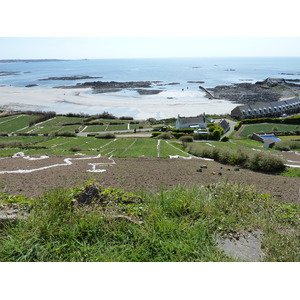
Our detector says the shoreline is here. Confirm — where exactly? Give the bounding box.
[0,86,237,119]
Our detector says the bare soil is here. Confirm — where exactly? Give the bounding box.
[0,155,299,203]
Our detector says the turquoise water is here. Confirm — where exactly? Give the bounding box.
[1,57,300,90]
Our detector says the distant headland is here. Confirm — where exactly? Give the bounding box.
[0,59,70,64]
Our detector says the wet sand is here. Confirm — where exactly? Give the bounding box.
[0,86,237,119]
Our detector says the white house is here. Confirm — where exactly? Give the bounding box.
[176,114,207,129]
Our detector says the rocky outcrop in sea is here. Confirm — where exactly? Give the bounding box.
[206,78,300,104]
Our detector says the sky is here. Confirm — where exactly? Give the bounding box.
[0,0,300,59]
[1,37,300,59]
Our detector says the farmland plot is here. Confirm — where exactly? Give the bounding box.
[0,115,40,133]
[18,116,83,134]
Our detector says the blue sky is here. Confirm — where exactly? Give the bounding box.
[1,37,300,59]
[0,1,299,59]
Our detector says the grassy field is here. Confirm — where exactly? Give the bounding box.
[279,135,300,141]
[0,135,191,158]
[0,115,40,133]
[239,123,300,137]
[0,181,299,261]
[17,116,84,134]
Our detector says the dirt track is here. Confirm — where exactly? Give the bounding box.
[0,154,299,203]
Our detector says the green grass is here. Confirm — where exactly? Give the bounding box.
[0,115,40,133]
[0,181,299,261]
[279,135,300,141]
[239,123,300,137]
[117,138,157,157]
[281,167,300,177]
[0,136,192,158]
[159,141,190,157]
[17,116,85,134]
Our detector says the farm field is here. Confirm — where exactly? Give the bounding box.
[0,135,190,158]
[0,115,40,133]
[239,123,300,137]
[17,116,84,134]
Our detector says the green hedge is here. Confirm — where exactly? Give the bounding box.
[234,121,242,131]
[241,116,300,125]
[186,144,286,173]
[171,128,195,134]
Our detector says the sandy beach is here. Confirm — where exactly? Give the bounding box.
[0,86,237,119]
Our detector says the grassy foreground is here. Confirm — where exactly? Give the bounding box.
[0,181,299,262]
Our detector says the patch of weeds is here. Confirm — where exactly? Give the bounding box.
[0,192,34,210]
[281,168,300,177]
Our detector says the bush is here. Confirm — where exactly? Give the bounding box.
[54,132,76,137]
[247,151,286,172]
[209,129,223,140]
[234,121,242,131]
[220,136,229,142]
[95,133,116,139]
[70,146,84,152]
[156,132,175,139]
[193,133,208,140]
[186,144,286,173]
[179,135,194,143]
[151,132,161,138]
[171,128,195,134]
[29,111,56,127]
[274,141,300,151]
[0,141,23,148]
[119,116,134,120]
[172,132,185,139]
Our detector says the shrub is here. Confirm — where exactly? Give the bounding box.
[193,133,208,140]
[186,144,285,173]
[179,135,194,143]
[156,132,175,139]
[172,132,185,139]
[119,116,134,120]
[234,121,242,131]
[0,141,23,148]
[171,128,195,134]
[209,129,223,140]
[274,141,300,151]
[70,146,84,152]
[54,132,76,137]
[151,132,161,138]
[247,151,286,172]
[220,136,229,142]
[95,133,116,139]
[29,111,56,127]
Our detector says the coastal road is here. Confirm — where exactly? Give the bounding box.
[223,119,237,138]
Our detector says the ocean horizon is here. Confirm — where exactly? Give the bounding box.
[1,57,300,119]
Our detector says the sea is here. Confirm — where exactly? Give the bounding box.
[1,57,300,118]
